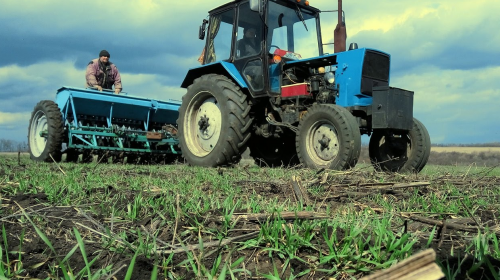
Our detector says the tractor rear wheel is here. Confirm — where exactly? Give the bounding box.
[296,104,361,170]
[369,117,430,173]
[177,74,252,167]
[28,100,64,162]
[248,129,299,167]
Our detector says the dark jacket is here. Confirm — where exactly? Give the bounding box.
[85,58,122,90]
[237,37,260,58]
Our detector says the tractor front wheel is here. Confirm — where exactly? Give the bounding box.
[369,117,431,173]
[296,104,361,170]
[28,100,64,162]
[177,74,252,167]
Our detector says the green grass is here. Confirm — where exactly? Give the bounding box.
[0,154,499,279]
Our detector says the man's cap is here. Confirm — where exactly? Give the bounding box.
[99,50,110,57]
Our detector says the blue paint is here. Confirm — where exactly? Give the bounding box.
[53,87,182,153]
[285,48,391,107]
[55,87,181,126]
[181,61,248,88]
[269,63,281,93]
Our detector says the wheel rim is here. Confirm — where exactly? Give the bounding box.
[375,133,411,166]
[29,110,48,157]
[306,121,340,164]
[184,91,222,157]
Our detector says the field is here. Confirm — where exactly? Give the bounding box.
[431,147,500,154]
[1,153,499,279]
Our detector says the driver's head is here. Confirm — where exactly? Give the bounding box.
[244,27,256,39]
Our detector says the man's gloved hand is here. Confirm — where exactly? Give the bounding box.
[96,86,103,91]
[114,88,121,94]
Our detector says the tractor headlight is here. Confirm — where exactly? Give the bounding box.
[324,72,335,84]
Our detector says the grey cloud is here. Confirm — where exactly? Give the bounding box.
[347,11,500,75]
[0,124,30,143]
[0,89,54,114]
[0,7,207,77]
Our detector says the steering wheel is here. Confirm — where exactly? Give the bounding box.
[270,45,281,50]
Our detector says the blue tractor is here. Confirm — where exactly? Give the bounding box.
[178,0,431,171]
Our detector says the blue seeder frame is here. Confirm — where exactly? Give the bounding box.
[55,87,182,154]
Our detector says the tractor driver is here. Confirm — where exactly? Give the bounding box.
[237,27,263,90]
[237,27,260,58]
[85,50,122,94]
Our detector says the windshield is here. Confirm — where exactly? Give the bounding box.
[267,1,320,59]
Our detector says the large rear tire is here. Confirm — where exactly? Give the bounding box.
[28,100,64,162]
[177,74,252,167]
[296,104,361,170]
[369,117,431,173]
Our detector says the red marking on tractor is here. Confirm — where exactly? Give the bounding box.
[281,83,310,98]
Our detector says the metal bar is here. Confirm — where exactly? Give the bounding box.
[69,94,78,127]
[70,126,113,132]
[338,0,342,25]
[69,130,178,144]
[69,144,176,154]
[134,136,178,144]
[72,135,95,147]
[108,103,113,127]
[69,131,117,137]
[144,110,151,149]
[117,137,124,149]
[170,145,180,155]
[145,110,150,131]
[64,99,70,123]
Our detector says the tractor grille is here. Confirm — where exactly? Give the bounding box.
[362,51,390,82]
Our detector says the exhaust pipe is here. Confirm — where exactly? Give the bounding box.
[334,0,346,53]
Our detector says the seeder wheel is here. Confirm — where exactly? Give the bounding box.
[28,100,64,162]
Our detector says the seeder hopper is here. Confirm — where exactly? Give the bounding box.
[28,87,181,163]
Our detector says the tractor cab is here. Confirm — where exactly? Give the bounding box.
[197,0,322,98]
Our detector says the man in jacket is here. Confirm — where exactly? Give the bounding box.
[237,27,260,58]
[86,50,122,94]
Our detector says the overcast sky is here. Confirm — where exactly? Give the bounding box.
[1,0,499,144]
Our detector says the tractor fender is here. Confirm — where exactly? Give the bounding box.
[181,61,248,89]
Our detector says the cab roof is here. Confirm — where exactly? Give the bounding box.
[208,0,320,15]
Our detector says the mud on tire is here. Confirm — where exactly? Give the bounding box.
[177,74,252,167]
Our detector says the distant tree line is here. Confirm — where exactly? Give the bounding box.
[0,139,29,152]
[432,142,500,147]
[427,151,500,166]
[358,147,500,167]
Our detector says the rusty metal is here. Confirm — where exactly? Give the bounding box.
[163,124,178,136]
[146,132,163,140]
[334,0,346,53]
